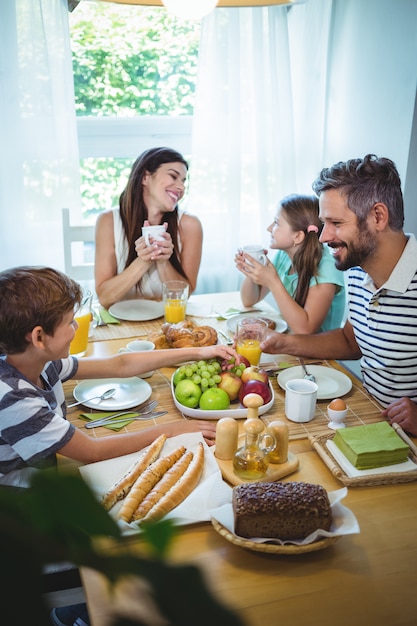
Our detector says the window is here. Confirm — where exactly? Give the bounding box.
[69,1,199,221]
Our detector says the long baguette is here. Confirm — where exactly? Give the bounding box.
[132,450,194,521]
[117,446,186,523]
[101,433,167,511]
[140,442,205,524]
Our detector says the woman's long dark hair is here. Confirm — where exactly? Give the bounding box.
[119,147,189,288]
[280,194,323,308]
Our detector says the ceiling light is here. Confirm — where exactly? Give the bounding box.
[161,0,219,20]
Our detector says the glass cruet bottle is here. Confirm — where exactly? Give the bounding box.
[233,393,275,480]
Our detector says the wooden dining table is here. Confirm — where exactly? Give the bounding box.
[64,292,417,626]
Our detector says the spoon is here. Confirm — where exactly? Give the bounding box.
[67,388,117,408]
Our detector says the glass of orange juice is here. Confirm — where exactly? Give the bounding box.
[235,317,268,366]
[162,280,189,324]
[70,289,93,357]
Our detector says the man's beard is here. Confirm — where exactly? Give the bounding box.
[334,223,377,271]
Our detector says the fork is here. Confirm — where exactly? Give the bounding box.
[84,399,158,428]
[299,358,317,383]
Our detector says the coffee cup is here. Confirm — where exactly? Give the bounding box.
[142,224,166,246]
[285,378,318,423]
[241,244,267,266]
[118,339,155,378]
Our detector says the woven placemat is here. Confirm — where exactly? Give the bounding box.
[211,518,338,554]
[309,431,417,487]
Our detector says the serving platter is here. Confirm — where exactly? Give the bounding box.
[72,377,152,410]
[277,365,352,400]
[108,299,164,321]
[226,312,288,335]
[171,377,275,419]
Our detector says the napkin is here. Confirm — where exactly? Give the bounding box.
[79,411,137,431]
[99,308,120,324]
[333,421,409,469]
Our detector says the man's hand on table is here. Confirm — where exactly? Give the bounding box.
[382,398,417,436]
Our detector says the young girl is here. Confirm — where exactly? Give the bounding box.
[95,147,203,309]
[235,194,345,334]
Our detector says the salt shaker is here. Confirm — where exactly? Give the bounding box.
[215,417,239,460]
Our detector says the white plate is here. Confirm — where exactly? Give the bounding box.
[171,377,275,419]
[226,312,288,335]
[73,378,152,410]
[277,365,352,400]
[108,299,164,321]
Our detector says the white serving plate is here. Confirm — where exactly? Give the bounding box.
[108,299,164,321]
[226,312,288,335]
[277,365,352,400]
[73,377,152,410]
[171,377,274,419]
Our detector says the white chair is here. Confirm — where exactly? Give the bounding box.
[62,208,95,282]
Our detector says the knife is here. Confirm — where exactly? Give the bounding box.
[85,411,167,428]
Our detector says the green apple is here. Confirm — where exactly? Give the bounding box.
[199,387,230,411]
[174,379,202,408]
[172,366,186,387]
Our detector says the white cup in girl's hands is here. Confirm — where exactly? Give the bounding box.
[285,378,318,423]
[241,244,267,266]
[118,340,155,378]
[142,224,166,246]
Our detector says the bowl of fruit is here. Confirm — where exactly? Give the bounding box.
[171,356,274,419]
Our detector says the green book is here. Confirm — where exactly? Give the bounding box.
[333,422,409,470]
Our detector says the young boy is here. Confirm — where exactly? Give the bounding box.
[0,266,236,488]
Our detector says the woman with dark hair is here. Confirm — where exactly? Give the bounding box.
[95,147,203,309]
[235,194,345,333]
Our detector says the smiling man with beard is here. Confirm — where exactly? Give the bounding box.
[261,154,417,436]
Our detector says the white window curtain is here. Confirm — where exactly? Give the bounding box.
[188,0,417,295]
[0,0,81,272]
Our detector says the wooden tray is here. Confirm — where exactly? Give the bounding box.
[211,518,338,554]
[215,451,299,486]
[309,431,417,487]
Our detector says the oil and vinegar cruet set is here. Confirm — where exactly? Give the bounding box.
[215,393,289,480]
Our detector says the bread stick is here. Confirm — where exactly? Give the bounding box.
[117,446,186,523]
[132,450,193,521]
[140,442,205,524]
[101,433,167,511]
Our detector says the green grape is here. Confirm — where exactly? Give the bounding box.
[185,367,193,378]
[212,361,221,372]
[213,374,221,384]
[207,364,215,373]
[234,368,243,378]
[191,362,198,372]
[197,360,206,368]
[201,378,209,389]
[207,377,215,386]
[192,374,202,385]
[201,370,210,379]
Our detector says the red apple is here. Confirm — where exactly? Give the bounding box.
[240,366,269,385]
[218,371,243,401]
[239,379,272,406]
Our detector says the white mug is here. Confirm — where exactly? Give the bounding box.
[142,224,166,246]
[241,244,267,266]
[118,340,155,378]
[285,378,318,423]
